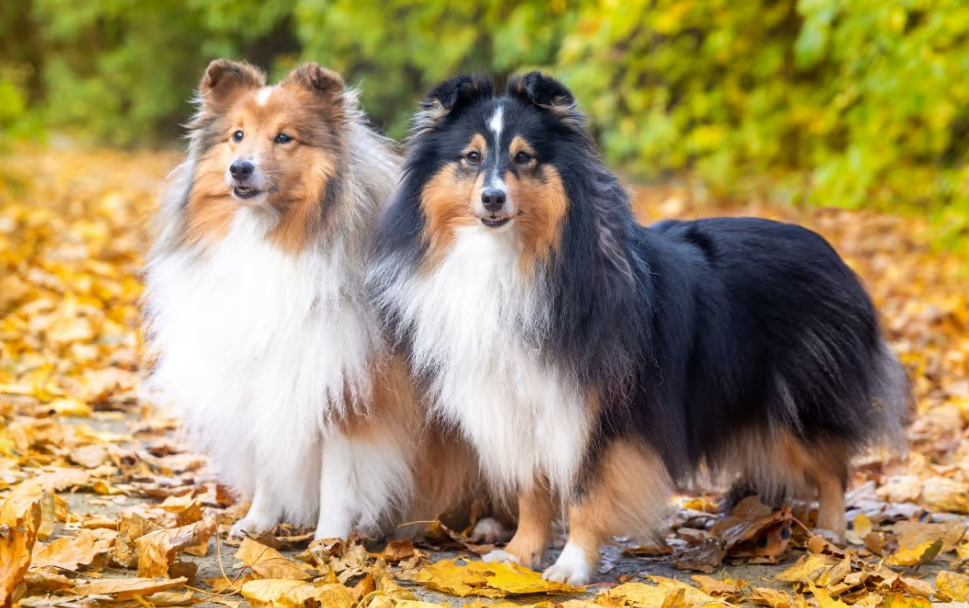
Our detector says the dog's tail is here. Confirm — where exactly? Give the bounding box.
[868,339,912,454]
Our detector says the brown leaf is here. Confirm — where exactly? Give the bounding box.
[135,512,216,577]
[30,529,113,571]
[74,576,188,600]
[748,587,798,608]
[241,579,355,608]
[0,488,43,607]
[236,537,315,581]
[775,554,839,585]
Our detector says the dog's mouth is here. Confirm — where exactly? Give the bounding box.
[232,185,264,200]
[480,216,512,228]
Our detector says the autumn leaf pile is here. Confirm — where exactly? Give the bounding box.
[2,148,969,608]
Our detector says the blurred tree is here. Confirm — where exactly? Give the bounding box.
[293,0,577,134]
[1,0,967,222]
[560,0,969,214]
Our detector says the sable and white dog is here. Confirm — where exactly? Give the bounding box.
[143,59,455,539]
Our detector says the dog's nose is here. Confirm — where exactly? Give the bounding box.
[229,160,254,179]
[481,189,506,212]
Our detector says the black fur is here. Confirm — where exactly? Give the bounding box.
[370,73,909,506]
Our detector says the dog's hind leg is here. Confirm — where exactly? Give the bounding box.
[739,432,848,540]
[543,441,671,586]
[802,447,848,540]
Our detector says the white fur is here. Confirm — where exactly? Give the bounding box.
[488,104,504,140]
[316,424,415,538]
[482,549,521,565]
[255,86,274,106]
[543,542,594,586]
[374,225,591,497]
[144,84,406,538]
[146,210,379,527]
[471,517,511,543]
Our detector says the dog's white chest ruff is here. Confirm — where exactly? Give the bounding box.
[145,211,376,512]
[400,227,590,493]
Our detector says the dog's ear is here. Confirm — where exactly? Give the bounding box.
[414,75,493,135]
[282,62,345,103]
[199,59,266,111]
[508,71,583,129]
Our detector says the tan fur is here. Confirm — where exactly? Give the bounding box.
[509,136,536,158]
[420,164,481,265]
[502,481,555,569]
[464,134,487,160]
[566,442,671,557]
[729,430,849,539]
[774,432,848,538]
[151,59,493,537]
[419,133,568,272]
[506,164,568,272]
[183,65,345,254]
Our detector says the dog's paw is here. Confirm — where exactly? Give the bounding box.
[229,517,273,539]
[482,549,521,565]
[470,517,511,544]
[542,544,593,586]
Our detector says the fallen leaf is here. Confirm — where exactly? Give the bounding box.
[775,554,838,585]
[414,559,578,598]
[935,570,969,602]
[689,575,744,599]
[890,520,966,553]
[877,593,932,608]
[748,587,797,608]
[844,513,873,545]
[236,537,315,581]
[809,585,849,608]
[30,529,112,571]
[74,576,188,600]
[0,489,43,607]
[241,579,355,608]
[884,539,942,566]
[135,512,216,577]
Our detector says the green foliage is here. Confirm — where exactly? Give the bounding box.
[293,0,577,135]
[1,0,967,219]
[561,0,969,213]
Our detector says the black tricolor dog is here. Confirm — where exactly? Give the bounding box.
[367,72,910,585]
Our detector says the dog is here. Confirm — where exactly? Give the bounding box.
[143,59,479,540]
[367,71,910,584]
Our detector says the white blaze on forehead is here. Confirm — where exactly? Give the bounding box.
[488,104,504,141]
[487,103,507,190]
[256,86,274,106]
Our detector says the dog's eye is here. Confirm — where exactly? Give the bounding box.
[274,133,293,144]
[514,151,534,164]
[232,130,244,143]
[464,151,481,165]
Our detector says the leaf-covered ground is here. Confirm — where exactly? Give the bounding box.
[2,148,969,608]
